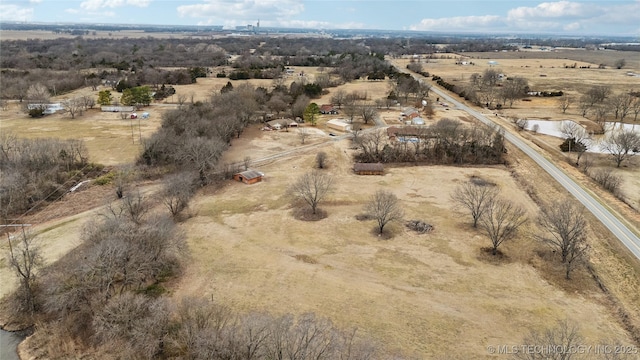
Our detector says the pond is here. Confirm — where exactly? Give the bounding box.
[0,328,24,360]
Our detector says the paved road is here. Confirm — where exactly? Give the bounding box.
[415,71,640,261]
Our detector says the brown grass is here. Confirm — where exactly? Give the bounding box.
[2,55,639,357]
[173,138,634,357]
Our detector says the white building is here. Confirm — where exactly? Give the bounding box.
[326,119,352,132]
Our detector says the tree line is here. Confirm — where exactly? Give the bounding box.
[0,133,97,219]
[354,119,506,165]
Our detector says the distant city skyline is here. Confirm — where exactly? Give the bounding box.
[1,1,639,37]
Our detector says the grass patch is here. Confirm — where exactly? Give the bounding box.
[477,247,512,264]
[94,171,116,185]
[293,254,318,264]
[355,213,373,221]
[291,207,328,221]
[37,218,80,234]
[136,283,166,297]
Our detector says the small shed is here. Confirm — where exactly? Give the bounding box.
[233,169,264,184]
[353,163,384,175]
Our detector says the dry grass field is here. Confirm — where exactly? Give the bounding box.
[0,101,168,166]
[174,136,634,358]
[2,48,640,357]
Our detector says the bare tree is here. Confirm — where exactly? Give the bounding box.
[514,320,583,360]
[591,168,623,196]
[162,172,196,218]
[451,182,499,228]
[266,94,289,116]
[351,122,364,145]
[610,92,633,121]
[631,96,640,122]
[478,198,527,255]
[593,105,610,125]
[93,293,171,359]
[316,151,327,169]
[499,77,528,108]
[559,121,590,165]
[558,94,572,114]
[365,190,404,234]
[26,83,50,104]
[121,190,149,225]
[343,99,358,124]
[114,166,133,199]
[535,201,589,279]
[600,129,640,167]
[331,89,347,109]
[417,82,432,100]
[359,103,378,125]
[514,118,528,131]
[289,171,333,215]
[298,127,310,144]
[7,228,43,314]
[578,98,591,118]
[584,85,611,108]
[179,137,227,184]
[64,97,83,119]
[291,95,310,120]
[177,93,187,107]
[81,94,95,110]
[243,156,252,171]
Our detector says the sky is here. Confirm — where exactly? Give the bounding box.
[1,0,639,37]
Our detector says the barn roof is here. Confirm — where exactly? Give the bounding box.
[236,169,263,179]
[353,163,384,172]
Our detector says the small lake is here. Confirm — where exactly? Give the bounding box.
[0,328,24,360]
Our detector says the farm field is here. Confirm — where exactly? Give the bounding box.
[0,102,168,166]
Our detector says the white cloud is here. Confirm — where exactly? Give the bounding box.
[178,0,304,21]
[29,0,43,4]
[410,1,640,35]
[507,1,590,20]
[563,22,581,31]
[80,0,150,11]
[0,4,34,22]
[410,15,503,31]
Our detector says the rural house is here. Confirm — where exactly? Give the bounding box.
[353,163,384,175]
[267,119,298,130]
[320,104,338,114]
[233,169,264,184]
